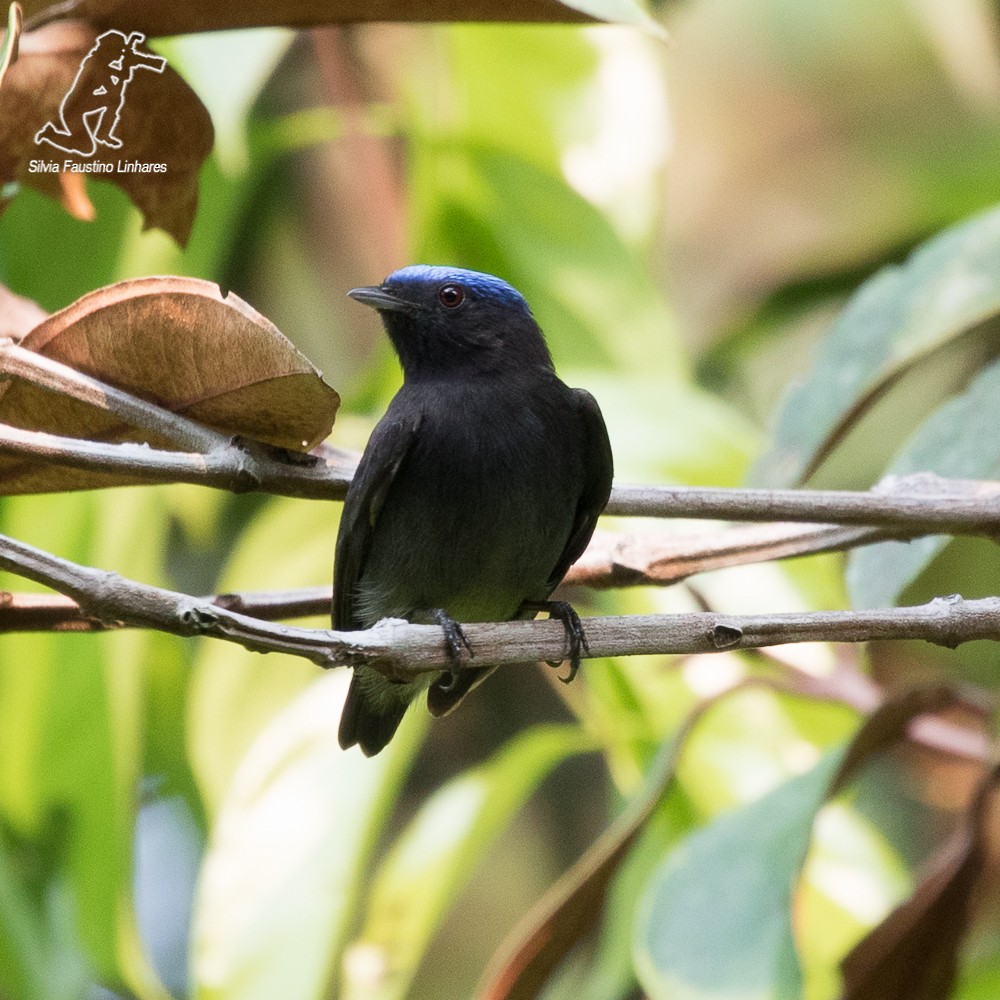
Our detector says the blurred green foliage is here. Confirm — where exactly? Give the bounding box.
[2,1,1000,999]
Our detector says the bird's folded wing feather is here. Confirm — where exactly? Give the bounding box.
[544,387,615,593]
[333,411,422,631]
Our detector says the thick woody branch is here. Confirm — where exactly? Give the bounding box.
[0,422,355,497]
[1,349,998,531]
[1,414,999,539]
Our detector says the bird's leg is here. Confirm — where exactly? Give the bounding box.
[431,608,474,692]
[520,600,589,684]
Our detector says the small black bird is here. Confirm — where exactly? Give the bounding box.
[335,265,613,756]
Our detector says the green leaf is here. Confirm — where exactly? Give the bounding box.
[153,29,295,174]
[478,713,694,1000]
[186,496,339,816]
[440,27,599,177]
[674,686,859,818]
[847,355,1000,608]
[579,372,758,486]
[0,835,47,1000]
[190,672,424,1000]
[752,204,1000,487]
[635,750,845,1000]
[0,489,173,999]
[633,687,954,1000]
[0,183,134,311]
[342,725,588,1000]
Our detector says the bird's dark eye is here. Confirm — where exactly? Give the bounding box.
[438,284,465,308]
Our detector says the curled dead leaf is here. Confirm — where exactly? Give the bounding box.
[0,21,213,243]
[840,759,1000,1000]
[0,276,340,494]
[17,0,656,35]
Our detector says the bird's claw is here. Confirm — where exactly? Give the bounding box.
[432,608,474,692]
[522,600,589,684]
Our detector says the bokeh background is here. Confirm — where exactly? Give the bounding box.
[2,1,1000,998]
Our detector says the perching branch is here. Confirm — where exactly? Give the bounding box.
[3,531,1000,677]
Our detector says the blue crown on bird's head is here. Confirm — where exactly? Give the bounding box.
[385,265,531,312]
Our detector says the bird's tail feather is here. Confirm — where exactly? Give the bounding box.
[338,671,413,757]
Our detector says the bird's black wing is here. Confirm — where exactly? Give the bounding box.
[333,409,422,631]
[544,387,614,593]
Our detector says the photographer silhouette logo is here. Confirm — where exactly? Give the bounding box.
[35,31,166,157]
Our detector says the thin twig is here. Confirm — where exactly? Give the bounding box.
[4,414,1000,541]
[3,343,1000,532]
[0,422,354,497]
[605,475,1000,529]
[0,585,334,631]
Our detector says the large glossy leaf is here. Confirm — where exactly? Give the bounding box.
[0,23,213,244]
[752,205,1000,487]
[847,357,1000,608]
[0,836,47,1000]
[478,687,861,1000]
[633,688,953,1000]
[343,725,587,1000]
[0,489,174,999]
[18,0,665,35]
[186,495,339,816]
[0,277,340,494]
[636,751,843,1000]
[190,671,423,1000]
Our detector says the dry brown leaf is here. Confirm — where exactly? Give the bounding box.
[840,760,1000,1000]
[18,0,638,35]
[566,523,888,589]
[476,710,696,1000]
[0,21,213,244]
[0,276,340,494]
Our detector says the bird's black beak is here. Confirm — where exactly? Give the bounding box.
[347,286,414,314]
